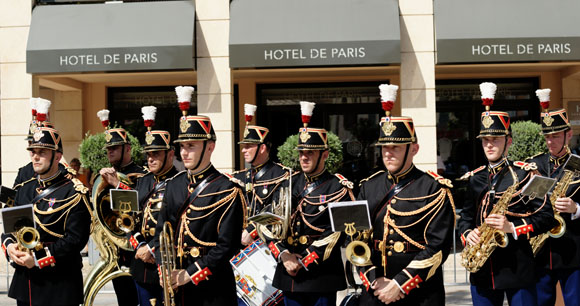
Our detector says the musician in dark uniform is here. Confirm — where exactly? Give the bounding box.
[457,83,555,305]
[233,104,291,246]
[267,101,354,306]
[2,126,92,306]
[154,94,246,306]
[526,89,580,306]
[97,110,146,306]
[107,107,179,306]
[356,84,456,306]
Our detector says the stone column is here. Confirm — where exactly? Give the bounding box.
[195,0,234,172]
[399,1,437,171]
[0,0,33,185]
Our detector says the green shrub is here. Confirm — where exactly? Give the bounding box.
[508,120,547,161]
[79,130,143,173]
[277,131,343,173]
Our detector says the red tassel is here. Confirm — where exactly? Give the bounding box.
[178,101,190,112]
[101,120,109,128]
[245,115,253,122]
[381,101,394,112]
[481,98,494,107]
[36,113,47,122]
[301,115,311,124]
[144,120,154,128]
[32,109,37,116]
[540,101,549,110]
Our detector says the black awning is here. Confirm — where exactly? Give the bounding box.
[229,0,400,68]
[27,1,195,73]
[435,0,580,63]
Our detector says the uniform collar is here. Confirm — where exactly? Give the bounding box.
[304,168,328,183]
[155,166,176,182]
[188,164,215,184]
[387,164,416,184]
[37,170,62,188]
[550,151,569,168]
[119,161,135,173]
[251,159,270,172]
[488,159,507,175]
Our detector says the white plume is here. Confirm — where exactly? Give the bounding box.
[300,101,316,116]
[30,97,38,111]
[479,82,497,99]
[244,104,257,116]
[97,109,110,121]
[379,84,399,102]
[141,106,157,120]
[36,98,51,114]
[175,86,194,102]
[535,88,551,102]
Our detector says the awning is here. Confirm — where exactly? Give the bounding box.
[435,0,580,63]
[27,1,195,73]
[229,0,400,68]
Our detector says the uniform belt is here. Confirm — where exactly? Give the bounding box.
[286,235,321,246]
[180,246,209,258]
[373,239,424,253]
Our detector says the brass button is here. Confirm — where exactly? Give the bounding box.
[389,229,394,235]
[387,251,392,256]
[389,240,394,244]
[296,221,301,226]
[299,236,308,244]
[187,209,191,214]
[393,241,405,253]
[183,243,188,247]
[303,203,307,207]
[149,228,155,236]
[391,199,396,204]
[190,247,200,258]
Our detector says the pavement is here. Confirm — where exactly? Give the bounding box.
[0,249,476,306]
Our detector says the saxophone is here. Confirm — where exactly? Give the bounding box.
[530,170,572,256]
[461,167,518,273]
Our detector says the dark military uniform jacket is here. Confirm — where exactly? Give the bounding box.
[357,166,456,306]
[233,160,291,240]
[123,166,178,286]
[457,160,556,290]
[268,170,354,293]
[13,162,71,187]
[154,165,245,306]
[2,171,92,305]
[527,152,580,271]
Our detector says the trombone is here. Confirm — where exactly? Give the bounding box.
[155,221,176,306]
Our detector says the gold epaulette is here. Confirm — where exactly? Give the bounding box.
[525,152,544,161]
[62,162,77,177]
[359,170,385,186]
[458,166,486,181]
[71,178,89,194]
[334,173,354,189]
[426,170,453,188]
[223,173,244,188]
[513,161,538,171]
[14,177,36,190]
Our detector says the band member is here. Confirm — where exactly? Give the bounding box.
[2,125,92,306]
[233,104,291,246]
[357,84,456,305]
[526,89,580,306]
[457,83,555,305]
[97,109,146,306]
[109,106,179,306]
[154,86,246,305]
[14,98,71,187]
[267,101,354,306]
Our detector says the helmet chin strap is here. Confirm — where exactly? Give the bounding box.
[38,151,56,176]
[306,150,325,175]
[250,144,261,165]
[556,132,569,156]
[389,144,410,176]
[192,141,208,172]
[114,144,126,170]
[489,137,508,164]
[158,150,169,174]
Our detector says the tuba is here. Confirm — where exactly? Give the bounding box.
[83,173,136,306]
[461,167,517,273]
[256,170,293,241]
[530,169,572,256]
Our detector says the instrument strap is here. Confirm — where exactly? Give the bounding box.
[297,175,332,202]
[373,176,415,219]
[31,179,71,205]
[177,172,221,219]
[253,162,273,183]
